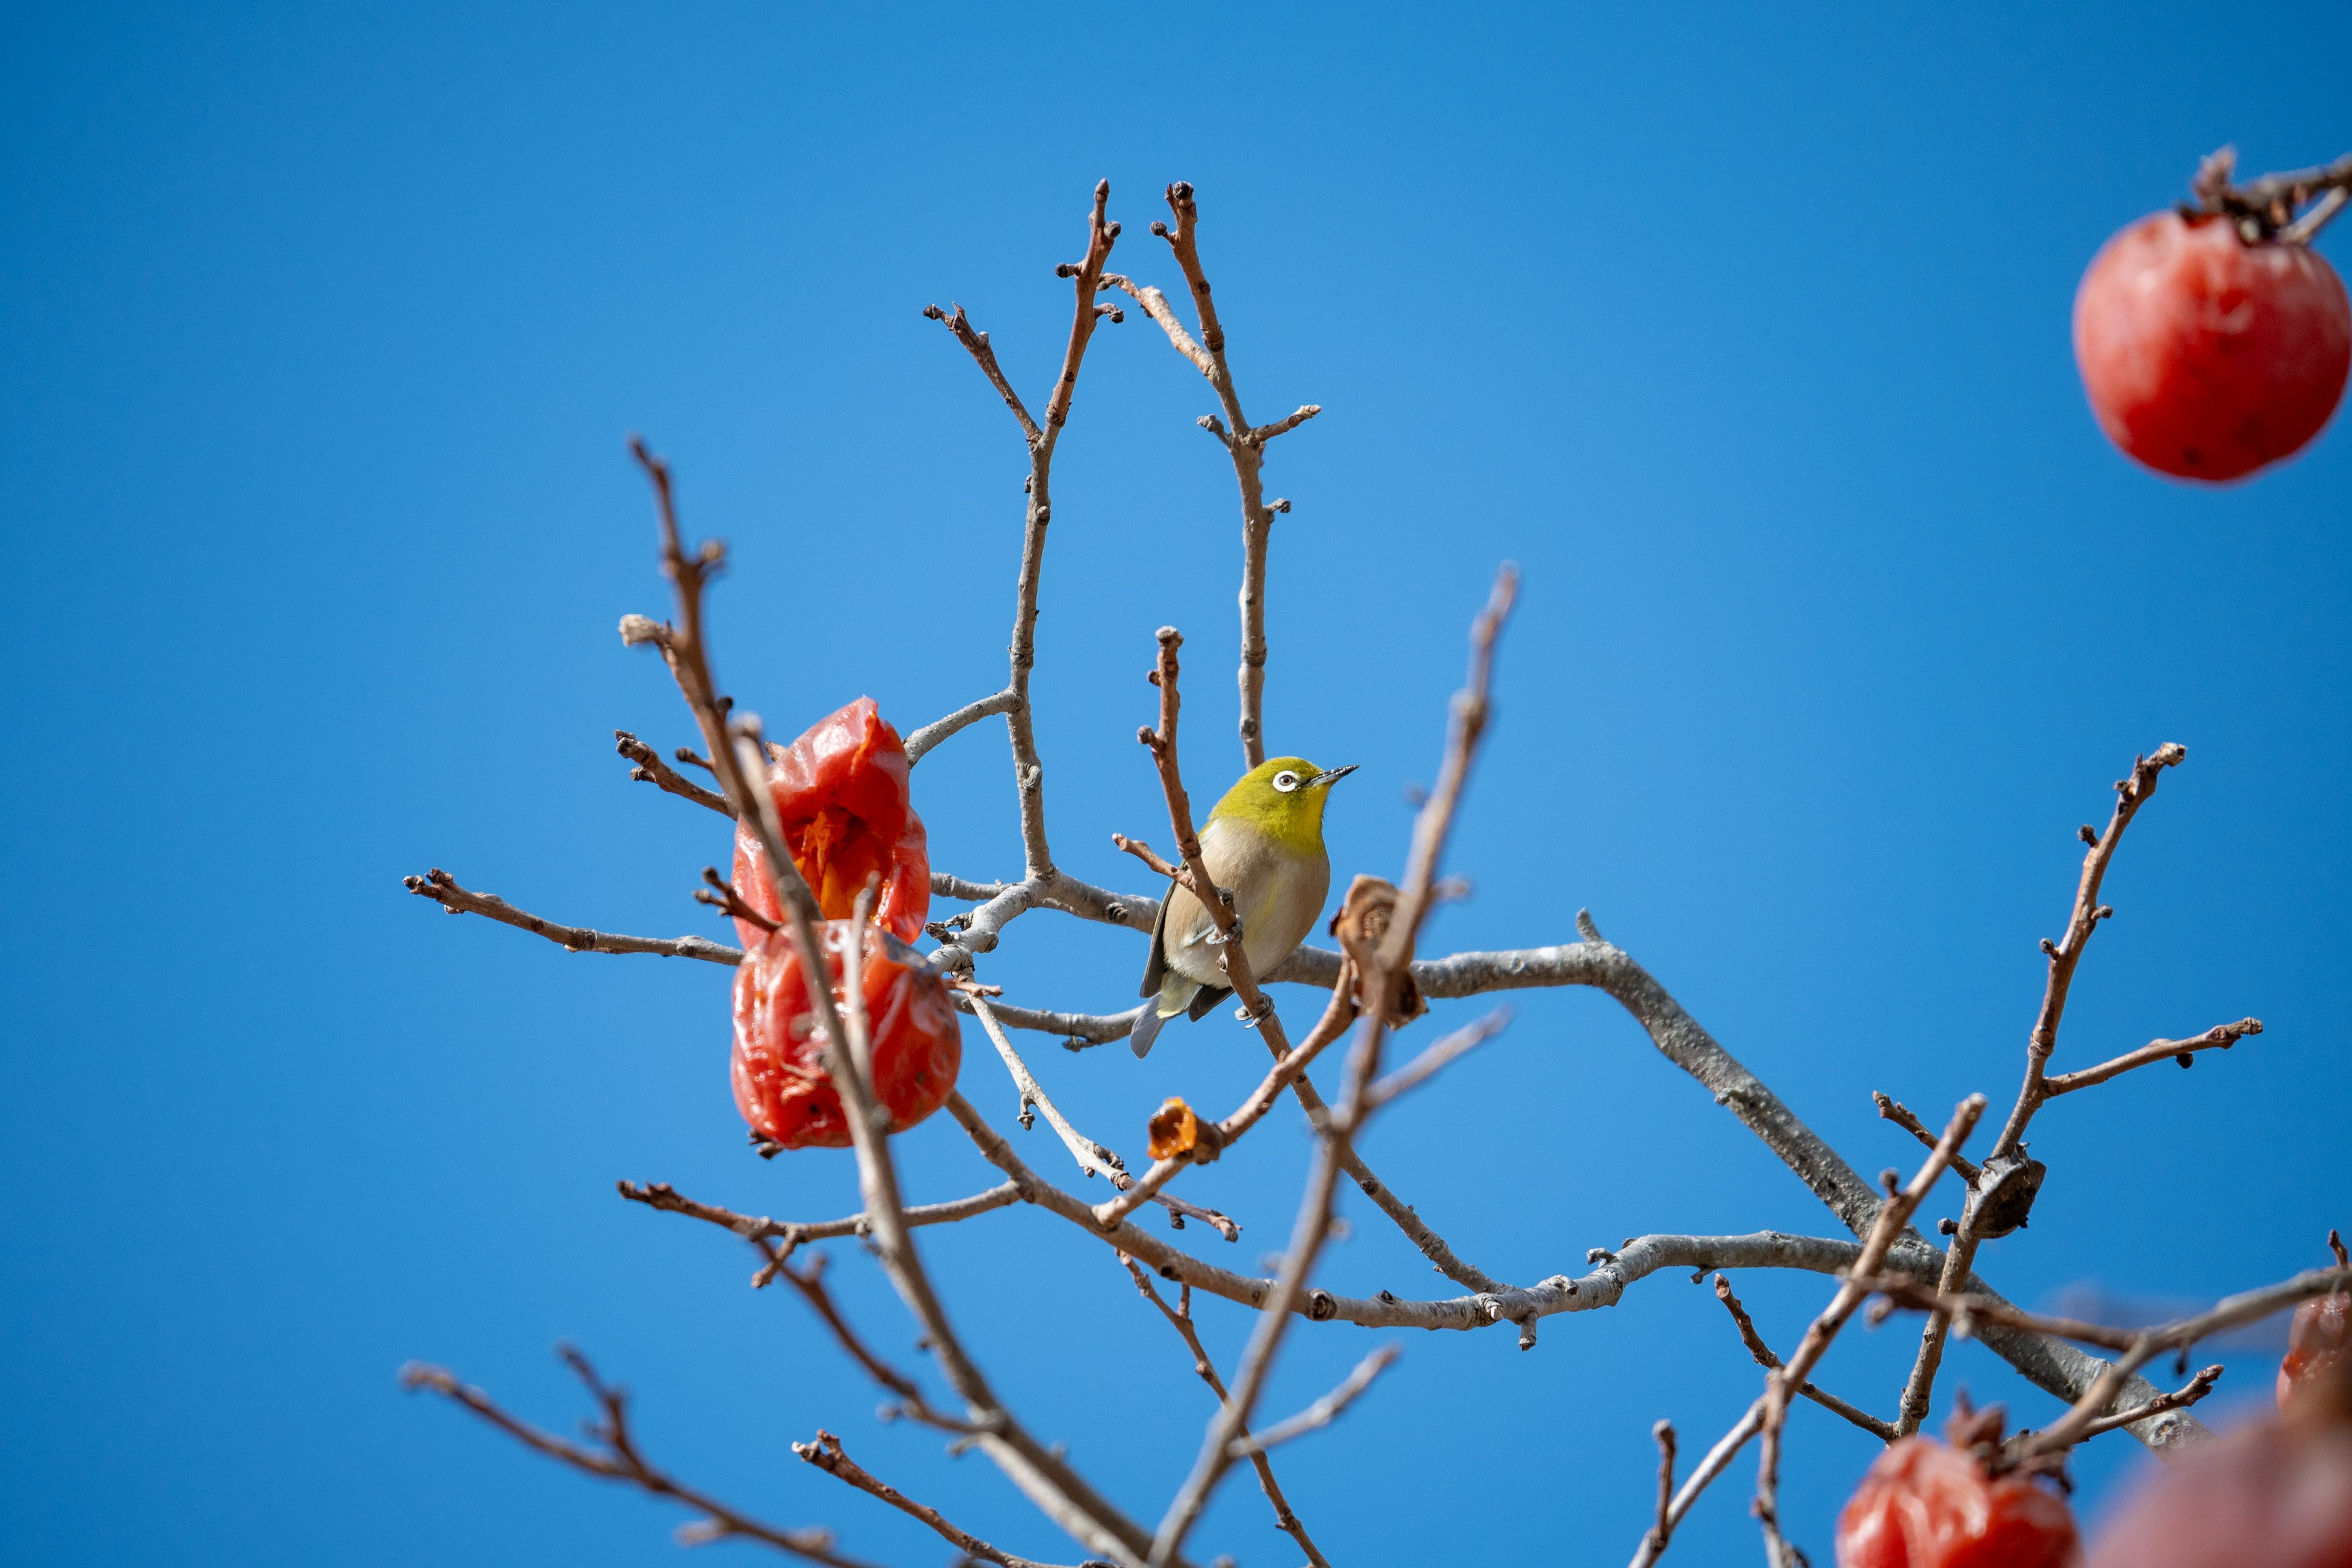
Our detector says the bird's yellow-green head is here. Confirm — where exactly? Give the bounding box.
[1208,756,1357,856]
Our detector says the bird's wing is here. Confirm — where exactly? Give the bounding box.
[1185,985,1232,1022]
[1139,879,1174,998]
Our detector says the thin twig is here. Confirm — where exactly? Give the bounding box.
[913,187,1125,978]
[1896,744,2189,1438]
[404,868,741,964]
[1133,626,1292,1055]
[1111,183,1321,766]
[697,867,778,933]
[1630,1403,1763,1568]
[967,993,1133,1188]
[1871,1093,1981,1184]
[904,689,1019,766]
[617,1178,1021,1256]
[2073,1365,2223,1441]
[2041,1018,2263,1095]
[1646,1422,1678,1558]
[1752,1095,1986,1568]
[1368,1007,1513,1107]
[1090,962,1360,1232]
[399,1353,879,1566]
[1224,1346,1400,1458]
[793,1430,1084,1568]
[1712,1275,1896,1441]
[1150,570,1517,1567]
[616,728,733,814]
[1117,1261,1332,1568]
[1858,1265,2352,1361]
[2191,146,2352,241]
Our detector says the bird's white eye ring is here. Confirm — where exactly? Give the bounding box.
[1272,771,1301,793]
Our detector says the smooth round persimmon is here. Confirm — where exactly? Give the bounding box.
[730,920,961,1150]
[2073,211,2350,481]
[1836,1437,2080,1568]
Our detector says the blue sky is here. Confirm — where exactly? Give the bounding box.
[4,3,2349,1564]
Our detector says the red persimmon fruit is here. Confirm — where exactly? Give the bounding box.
[731,921,961,1150]
[2073,210,2350,481]
[2280,1292,2352,1412]
[733,696,930,944]
[1836,1436,2080,1568]
[2086,1408,2352,1568]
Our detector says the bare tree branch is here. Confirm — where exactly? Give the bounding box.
[1751,1096,1986,1568]
[1712,1274,1895,1441]
[1109,182,1321,766]
[1645,1421,1678,1559]
[616,728,733,815]
[2041,1017,2263,1096]
[816,929,1166,1565]
[617,1177,1021,1256]
[953,992,1145,1047]
[1629,1403,1763,1568]
[1368,1007,1513,1107]
[968,992,1133,1188]
[1871,1092,1982,1184]
[793,1430,1091,1568]
[1225,1345,1400,1458]
[1860,1264,2352,1362]
[620,432,1161,1567]
[1152,568,1517,1566]
[917,181,1124,965]
[905,689,1019,766]
[2191,146,2352,241]
[1898,744,2189,1437]
[2073,1364,2223,1441]
[920,303,1042,445]
[1131,625,1292,1055]
[1117,1261,1332,1568]
[1090,959,1360,1232]
[404,867,739,964]
[2005,1263,2350,1460]
[399,1352,880,1566]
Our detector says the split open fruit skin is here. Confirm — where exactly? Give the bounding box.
[731,696,930,946]
[1835,1438,2080,1568]
[731,921,962,1150]
[2073,210,2350,482]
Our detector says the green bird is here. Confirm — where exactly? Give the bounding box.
[1130,756,1356,1058]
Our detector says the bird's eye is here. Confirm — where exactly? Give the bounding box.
[1272,771,1300,793]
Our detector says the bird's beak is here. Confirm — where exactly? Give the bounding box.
[1310,764,1358,788]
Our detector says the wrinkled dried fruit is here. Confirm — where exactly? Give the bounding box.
[2280,1292,2352,1412]
[731,921,960,1150]
[2073,211,2350,481]
[1147,1097,1200,1161]
[733,697,930,944]
[1837,1437,2080,1568]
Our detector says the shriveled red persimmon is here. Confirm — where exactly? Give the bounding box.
[2073,211,2350,481]
[1836,1436,2079,1568]
[731,921,961,1150]
[2280,1292,2352,1412]
[732,696,930,944]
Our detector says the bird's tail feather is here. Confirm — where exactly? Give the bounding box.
[1129,976,1202,1058]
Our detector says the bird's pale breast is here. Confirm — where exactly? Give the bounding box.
[1162,815,1330,987]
